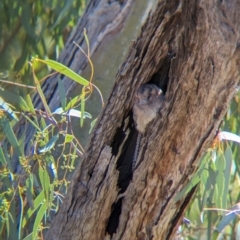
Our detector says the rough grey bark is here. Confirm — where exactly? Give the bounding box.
[45,0,240,239]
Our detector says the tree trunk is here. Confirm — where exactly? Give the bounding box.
[46,0,240,239]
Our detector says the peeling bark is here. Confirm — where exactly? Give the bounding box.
[45,0,240,239]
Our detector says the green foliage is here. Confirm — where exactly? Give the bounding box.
[0,55,101,239]
[177,94,240,239]
[0,0,85,82]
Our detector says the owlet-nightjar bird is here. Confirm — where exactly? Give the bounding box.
[132,84,164,170]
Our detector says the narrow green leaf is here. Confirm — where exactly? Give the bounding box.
[39,166,50,202]
[32,173,41,194]
[207,207,212,240]
[6,211,10,239]
[200,168,210,210]
[0,88,29,112]
[8,199,17,240]
[236,221,240,239]
[38,134,59,153]
[18,188,23,240]
[36,58,89,86]
[217,212,237,232]
[0,117,22,156]
[66,95,80,110]
[0,218,4,237]
[208,166,218,206]
[175,174,201,202]
[53,107,92,119]
[70,147,77,170]
[18,127,26,156]
[80,95,85,127]
[22,114,41,132]
[22,190,45,228]
[23,94,41,131]
[22,233,33,240]
[0,147,7,166]
[33,75,52,116]
[2,145,13,172]
[200,167,209,186]
[217,204,240,232]
[48,184,54,213]
[25,94,36,114]
[89,118,97,134]
[176,154,211,202]
[211,231,220,240]
[32,201,48,240]
[26,174,34,209]
[40,117,47,130]
[83,28,90,54]
[57,77,66,111]
[223,146,232,209]
[0,97,18,120]
[215,152,225,209]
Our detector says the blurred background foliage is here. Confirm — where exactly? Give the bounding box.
[0,0,86,85]
[0,1,90,239]
[178,95,240,240]
[1,0,240,239]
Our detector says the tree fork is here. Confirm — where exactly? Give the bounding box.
[47,0,240,239]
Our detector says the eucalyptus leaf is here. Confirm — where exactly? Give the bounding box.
[35,58,89,86]
[32,201,48,240]
[22,191,45,228]
[0,88,29,112]
[38,166,50,203]
[26,175,34,209]
[223,146,232,209]
[22,233,33,240]
[0,117,22,156]
[0,97,18,121]
[53,107,92,119]
[18,188,24,240]
[89,118,97,134]
[80,92,85,127]
[215,153,225,209]
[57,77,66,111]
[38,134,59,153]
[0,147,7,166]
[217,204,240,232]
